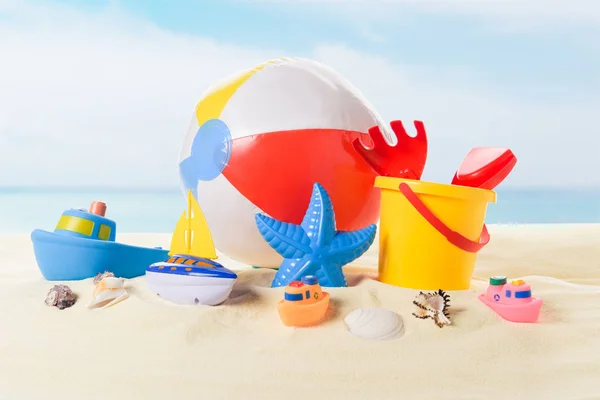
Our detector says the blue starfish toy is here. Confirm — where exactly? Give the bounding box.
[255,183,377,288]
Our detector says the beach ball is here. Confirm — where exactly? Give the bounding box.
[179,57,392,268]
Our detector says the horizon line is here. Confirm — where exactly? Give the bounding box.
[1,184,599,193]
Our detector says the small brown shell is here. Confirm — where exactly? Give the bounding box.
[93,271,115,285]
[45,285,77,310]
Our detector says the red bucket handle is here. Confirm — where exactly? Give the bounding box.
[398,182,490,253]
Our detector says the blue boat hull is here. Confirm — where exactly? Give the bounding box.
[31,229,169,281]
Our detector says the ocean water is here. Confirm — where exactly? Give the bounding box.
[0,187,599,233]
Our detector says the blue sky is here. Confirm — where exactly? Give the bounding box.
[49,0,600,98]
[1,0,599,187]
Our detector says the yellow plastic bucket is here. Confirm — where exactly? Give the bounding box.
[374,177,496,290]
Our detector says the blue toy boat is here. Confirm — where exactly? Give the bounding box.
[31,201,169,281]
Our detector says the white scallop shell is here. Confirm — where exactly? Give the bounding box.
[344,308,404,340]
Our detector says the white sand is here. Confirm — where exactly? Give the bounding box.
[1,225,600,399]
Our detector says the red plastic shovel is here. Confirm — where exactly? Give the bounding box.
[451,147,517,190]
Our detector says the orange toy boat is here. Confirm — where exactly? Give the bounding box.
[277,275,330,327]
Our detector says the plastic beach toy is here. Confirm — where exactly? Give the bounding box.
[179,57,428,269]
[31,201,168,281]
[277,275,330,327]
[478,276,543,323]
[451,147,517,190]
[255,182,377,288]
[373,147,516,290]
[145,190,237,306]
[374,178,496,290]
[147,254,237,306]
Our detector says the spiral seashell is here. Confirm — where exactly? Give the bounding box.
[45,285,77,310]
[87,277,128,309]
[93,271,115,285]
[412,289,451,328]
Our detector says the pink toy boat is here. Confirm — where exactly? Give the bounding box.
[478,276,543,323]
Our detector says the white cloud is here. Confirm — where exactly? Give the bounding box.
[241,0,600,26]
[0,1,280,188]
[0,1,598,188]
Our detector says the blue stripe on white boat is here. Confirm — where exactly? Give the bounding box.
[147,255,237,279]
[165,254,224,267]
[147,265,236,279]
[179,255,223,267]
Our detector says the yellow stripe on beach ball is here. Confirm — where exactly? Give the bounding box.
[194,58,286,127]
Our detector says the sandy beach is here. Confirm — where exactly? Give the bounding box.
[1,224,600,400]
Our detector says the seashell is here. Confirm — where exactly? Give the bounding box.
[45,284,77,310]
[87,277,129,310]
[412,289,451,328]
[93,270,115,285]
[344,308,404,340]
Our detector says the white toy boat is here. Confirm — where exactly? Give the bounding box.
[145,190,237,306]
[147,254,236,305]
